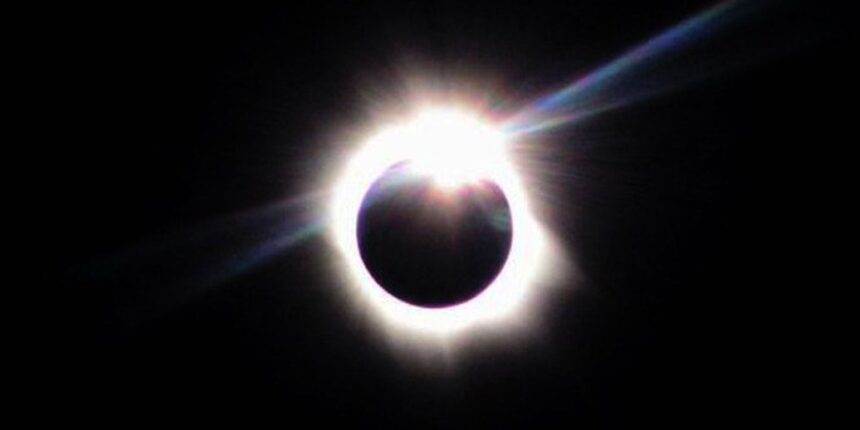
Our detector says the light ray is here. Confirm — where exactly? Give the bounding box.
[72,193,326,325]
[504,0,747,134]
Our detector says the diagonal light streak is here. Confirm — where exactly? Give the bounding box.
[504,0,748,134]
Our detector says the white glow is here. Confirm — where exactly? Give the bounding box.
[330,107,549,338]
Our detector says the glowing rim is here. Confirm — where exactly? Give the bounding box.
[330,108,546,336]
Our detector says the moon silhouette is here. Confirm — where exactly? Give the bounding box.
[357,162,513,307]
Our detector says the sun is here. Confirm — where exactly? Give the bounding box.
[329,107,550,338]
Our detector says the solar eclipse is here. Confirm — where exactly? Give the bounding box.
[53,0,839,420]
[330,108,551,337]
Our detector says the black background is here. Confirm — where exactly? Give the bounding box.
[39,0,848,425]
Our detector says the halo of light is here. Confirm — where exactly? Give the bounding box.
[330,107,548,337]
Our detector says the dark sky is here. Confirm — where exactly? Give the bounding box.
[40,0,847,425]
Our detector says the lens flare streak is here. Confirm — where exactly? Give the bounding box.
[504,0,744,134]
[74,194,325,324]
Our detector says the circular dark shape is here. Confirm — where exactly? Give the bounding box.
[357,163,513,308]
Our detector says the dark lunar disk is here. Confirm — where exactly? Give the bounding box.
[357,163,513,308]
